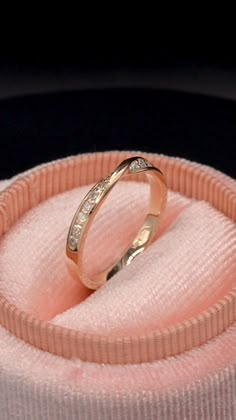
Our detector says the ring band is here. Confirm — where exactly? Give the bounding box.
[66,156,167,290]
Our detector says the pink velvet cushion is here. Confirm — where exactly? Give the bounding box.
[0,151,235,419]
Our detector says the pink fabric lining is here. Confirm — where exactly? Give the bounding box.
[0,151,235,419]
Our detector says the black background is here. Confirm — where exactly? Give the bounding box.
[0,45,235,179]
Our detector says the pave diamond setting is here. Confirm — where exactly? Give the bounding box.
[68,235,79,251]
[88,190,100,203]
[73,224,82,235]
[129,158,152,173]
[83,201,93,213]
[68,177,111,251]
[77,212,87,223]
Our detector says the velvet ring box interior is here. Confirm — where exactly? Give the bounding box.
[0,150,235,419]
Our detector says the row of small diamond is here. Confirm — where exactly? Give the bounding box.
[129,158,152,173]
[68,159,152,251]
[68,179,109,251]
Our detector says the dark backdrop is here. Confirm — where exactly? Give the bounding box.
[0,47,235,179]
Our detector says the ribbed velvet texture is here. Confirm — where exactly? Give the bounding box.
[0,151,235,419]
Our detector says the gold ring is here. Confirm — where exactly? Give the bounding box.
[66,156,167,290]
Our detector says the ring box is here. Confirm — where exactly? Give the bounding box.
[0,151,235,419]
